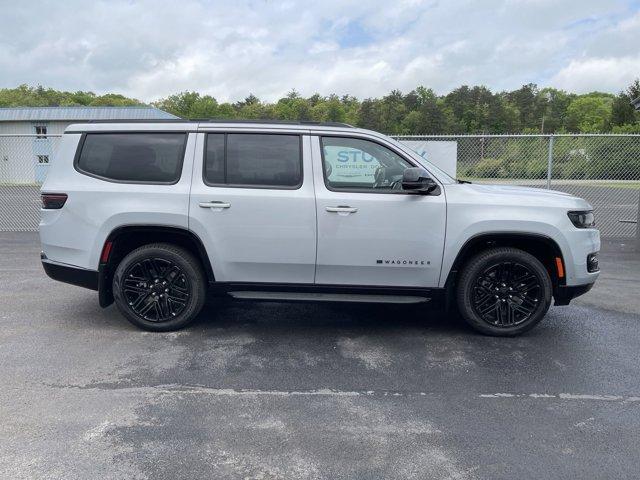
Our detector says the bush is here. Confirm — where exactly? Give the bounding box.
[468,158,508,178]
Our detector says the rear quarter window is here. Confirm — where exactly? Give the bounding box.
[76,133,187,183]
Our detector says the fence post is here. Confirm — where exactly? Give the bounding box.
[546,134,554,189]
[636,191,640,252]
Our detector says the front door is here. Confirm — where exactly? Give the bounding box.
[189,132,316,284]
[312,135,446,288]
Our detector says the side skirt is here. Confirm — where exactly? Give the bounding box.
[210,282,444,305]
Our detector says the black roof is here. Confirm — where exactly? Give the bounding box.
[632,97,640,111]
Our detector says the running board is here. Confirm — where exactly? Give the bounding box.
[228,291,430,304]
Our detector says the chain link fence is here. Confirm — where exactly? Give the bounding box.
[0,134,62,231]
[395,134,640,240]
[1,133,639,240]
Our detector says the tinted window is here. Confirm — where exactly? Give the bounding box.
[321,137,413,191]
[204,133,301,187]
[204,134,225,184]
[77,133,187,183]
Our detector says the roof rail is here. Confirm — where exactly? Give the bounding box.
[192,119,354,127]
[76,118,354,127]
[78,119,192,123]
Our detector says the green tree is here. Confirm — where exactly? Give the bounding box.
[610,79,640,127]
[356,98,383,131]
[152,91,219,118]
[3,82,637,135]
[0,84,143,107]
[507,83,539,129]
[565,94,614,132]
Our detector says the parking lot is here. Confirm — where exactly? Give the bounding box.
[1,232,639,479]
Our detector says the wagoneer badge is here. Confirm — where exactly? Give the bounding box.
[376,259,430,266]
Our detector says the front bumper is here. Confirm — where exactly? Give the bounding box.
[554,283,594,306]
[41,254,98,291]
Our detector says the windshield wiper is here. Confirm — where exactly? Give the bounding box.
[457,179,472,184]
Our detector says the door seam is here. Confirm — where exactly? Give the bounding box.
[309,134,320,284]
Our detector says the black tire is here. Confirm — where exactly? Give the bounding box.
[113,243,206,331]
[456,247,552,336]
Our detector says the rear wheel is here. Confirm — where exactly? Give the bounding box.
[113,243,206,331]
[456,247,552,336]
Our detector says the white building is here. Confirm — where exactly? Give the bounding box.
[0,106,178,184]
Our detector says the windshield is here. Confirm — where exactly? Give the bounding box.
[385,136,456,184]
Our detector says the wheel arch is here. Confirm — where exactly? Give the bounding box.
[443,232,566,296]
[98,225,214,307]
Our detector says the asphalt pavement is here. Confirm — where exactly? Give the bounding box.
[1,232,639,479]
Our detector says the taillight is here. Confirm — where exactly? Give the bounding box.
[41,193,68,209]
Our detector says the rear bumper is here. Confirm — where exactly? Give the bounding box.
[554,283,594,306]
[41,254,98,291]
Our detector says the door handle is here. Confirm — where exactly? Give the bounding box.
[199,201,231,209]
[326,206,358,213]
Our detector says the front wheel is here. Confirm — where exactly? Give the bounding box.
[456,247,553,336]
[113,243,206,331]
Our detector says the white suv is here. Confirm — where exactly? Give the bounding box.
[39,121,600,335]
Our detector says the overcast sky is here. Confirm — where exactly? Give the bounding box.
[1,0,639,102]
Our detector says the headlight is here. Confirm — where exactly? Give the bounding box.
[567,210,595,228]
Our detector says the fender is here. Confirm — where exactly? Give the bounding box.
[440,231,566,311]
[98,225,215,307]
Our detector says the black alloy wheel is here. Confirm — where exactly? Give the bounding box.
[456,247,553,336]
[113,243,206,331]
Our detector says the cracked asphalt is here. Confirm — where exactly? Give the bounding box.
[1,232,639,479]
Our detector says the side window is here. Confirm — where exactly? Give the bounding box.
[77,133,187,183]
[204,133,302,188]
[35,125,47,138]
[321,136,414,192]
[204,134,225,184]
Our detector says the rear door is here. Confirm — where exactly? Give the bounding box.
[189,130,317,284]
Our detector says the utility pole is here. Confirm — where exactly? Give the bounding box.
[540,91,552,134]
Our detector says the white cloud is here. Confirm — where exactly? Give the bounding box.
[0,0,638,101]
[551,56,640,93]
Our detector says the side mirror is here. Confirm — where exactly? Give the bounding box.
[402,167,438,194]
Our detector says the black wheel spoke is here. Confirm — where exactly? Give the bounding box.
[123,278,148,294]
[157,296,169,318]
[477,297,499,315]
[130,291,150,308]
[506,302,515,326]
[138,298,157,316]
[495,302,504,325]
[167,291,188,302]
[164,266,181,284]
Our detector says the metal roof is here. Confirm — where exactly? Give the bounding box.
[0,106,178,122]
[632,97,640,111]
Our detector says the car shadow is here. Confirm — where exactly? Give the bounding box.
[192,297,472,336]
[75,295,470,335]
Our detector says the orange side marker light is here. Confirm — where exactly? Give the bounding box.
[555,257,565,279]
